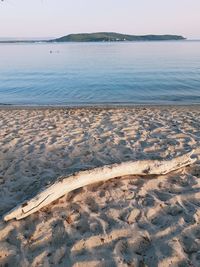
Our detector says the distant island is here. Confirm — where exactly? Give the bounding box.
[0,32,186,43]
[51,32,186,42]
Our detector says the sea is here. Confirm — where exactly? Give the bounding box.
[0,41,200,106]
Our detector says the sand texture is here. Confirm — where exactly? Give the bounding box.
[0,106,200,266]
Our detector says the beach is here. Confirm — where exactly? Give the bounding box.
[0,106,200,266]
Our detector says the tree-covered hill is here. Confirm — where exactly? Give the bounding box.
[51,32,186,42]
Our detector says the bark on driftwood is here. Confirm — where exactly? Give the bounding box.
[3,151,196,221]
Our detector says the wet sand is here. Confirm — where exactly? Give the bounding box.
[0,106,200,266]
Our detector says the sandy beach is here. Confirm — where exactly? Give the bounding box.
[0,106,200,267]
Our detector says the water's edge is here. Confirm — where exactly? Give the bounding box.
[1,103,200,110]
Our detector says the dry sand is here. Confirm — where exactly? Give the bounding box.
[0,106,200,267]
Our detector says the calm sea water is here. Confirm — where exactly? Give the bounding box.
[0,41,200,105]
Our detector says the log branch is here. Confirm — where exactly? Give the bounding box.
[3,151,196,221]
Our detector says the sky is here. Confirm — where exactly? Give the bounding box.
[0,0,200,39]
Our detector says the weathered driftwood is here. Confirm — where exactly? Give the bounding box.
[3,151,196,221]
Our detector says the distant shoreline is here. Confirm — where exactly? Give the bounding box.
[0,32,186,43]
[0,40,188,44]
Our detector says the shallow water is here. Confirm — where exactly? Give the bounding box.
[0,41,200,105]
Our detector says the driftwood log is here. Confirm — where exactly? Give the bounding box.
[3,151,196,221]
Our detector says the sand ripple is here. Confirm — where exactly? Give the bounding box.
[0,106,200,266]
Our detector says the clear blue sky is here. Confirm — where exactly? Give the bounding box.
[0,0,200,39]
